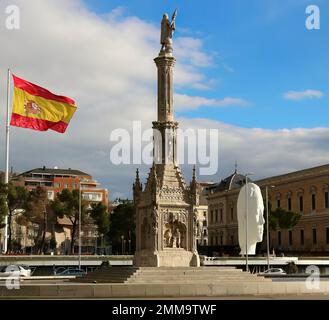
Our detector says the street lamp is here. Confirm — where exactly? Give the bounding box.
[244,173,254,272]
[78,183,82,269]
[265,185,275,271]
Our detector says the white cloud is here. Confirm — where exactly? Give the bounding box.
[0,0,327,200]
[175,37,213,67]
[174,94,249,111]
[283,89,324,101]
[0,0,219,198]
[179,118,329,183]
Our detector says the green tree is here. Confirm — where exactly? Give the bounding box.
[23,186,52,254]
[108,201,135,254]
[90,202,110,235]
[269,207,302,231]
[287,261,298,274]
[6,184,29,252]
[259,202,301,254]
[89,202,110,252]
[51,189,88,254]
[0,183,8,229]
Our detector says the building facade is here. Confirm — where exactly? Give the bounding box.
[12,167,108,206]
[208,164,329,255]
[8,167,109,254]
[194,182,213,247]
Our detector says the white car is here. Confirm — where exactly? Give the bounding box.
[0,265,31,277]
[259,268,287,275]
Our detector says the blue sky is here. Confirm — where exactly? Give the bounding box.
[1,0,328,199]
[85,0,329,129]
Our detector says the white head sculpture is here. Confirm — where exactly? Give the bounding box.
[237,182,265,255]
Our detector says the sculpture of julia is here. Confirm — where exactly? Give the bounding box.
[237,182,265,255]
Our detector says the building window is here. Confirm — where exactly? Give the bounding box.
[220,209,223,223]
[54,183,60,188]
[82,192,102,201]
[220,235,223,245]
[288,230,293,246]
[203,240,207,246]
[215,209,218,223]
[311,194,316,211]
[210,236,214,245]
[278,231,281,246]
[299,196,303,212]
[300,230,304,245]
[325,192,329,209]
[203,220,207,227]
[313,228,317,244]
[288,198,292,211]
[230,235,234,244]
[210,210,213,223]
[230,207,234,221]
[277,199,281,208]
[215,236,218,246]
[203,229,207,236]
[64,184,69,189]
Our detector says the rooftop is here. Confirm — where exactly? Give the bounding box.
[212,170,251,193]
[211,163,329,194]
[17,167,90,177]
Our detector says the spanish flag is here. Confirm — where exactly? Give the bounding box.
[10,75,77,133]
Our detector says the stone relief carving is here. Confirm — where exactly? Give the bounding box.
[151,206,159,235]
[159,185,186,201]
[163,210,186,249]
[151,206,159,251]
[193,209,204,238]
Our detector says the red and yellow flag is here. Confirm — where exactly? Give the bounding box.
[10,75,77,133]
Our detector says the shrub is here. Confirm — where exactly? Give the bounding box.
[287,261,298,274]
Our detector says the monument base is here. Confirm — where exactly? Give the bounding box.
[134,249,200,267]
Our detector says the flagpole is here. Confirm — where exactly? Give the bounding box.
[3,68,11,254]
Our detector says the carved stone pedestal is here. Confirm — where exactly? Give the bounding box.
[133,34,200,267]
[134,249,200,267]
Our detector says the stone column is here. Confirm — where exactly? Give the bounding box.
[153,54,177,165]
[154,55,175,122]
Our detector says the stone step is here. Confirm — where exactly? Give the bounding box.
[129,274,263,279]
[135,270,243,275]
[134,272,245,276]
[125,279,272,285]
[128,277,268,282]
[73,267,139,283]
[129,276,259,281]
[72,266,271,285]
[136,267,240,271]
[77,277,270,284]
[132,271,255,276]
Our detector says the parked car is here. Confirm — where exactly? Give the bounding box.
[0,265,31,277]
[259,268,287,275]
[54,267,66,275]
[55,268,86,277]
